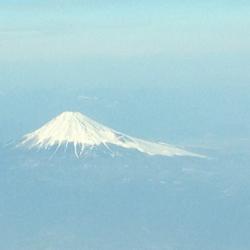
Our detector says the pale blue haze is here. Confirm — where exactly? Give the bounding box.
[0,1,250,62]
[0,1,250,250]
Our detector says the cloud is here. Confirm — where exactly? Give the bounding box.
[77,95,99,102]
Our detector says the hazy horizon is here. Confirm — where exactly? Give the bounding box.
[0,1,250,250]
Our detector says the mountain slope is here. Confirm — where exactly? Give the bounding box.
[19,111,202,158]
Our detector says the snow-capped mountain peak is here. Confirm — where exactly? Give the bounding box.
[19,111,203,158]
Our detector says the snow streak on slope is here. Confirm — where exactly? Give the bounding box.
[19,112,203,158]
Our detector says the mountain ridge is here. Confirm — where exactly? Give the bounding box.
[18,111,204,158]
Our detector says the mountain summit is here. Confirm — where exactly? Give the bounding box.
[19,111,202,158]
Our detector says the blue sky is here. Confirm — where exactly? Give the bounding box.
[0,1,250,62]
[0,1,249,145]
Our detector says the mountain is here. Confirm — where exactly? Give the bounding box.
[18,111,202,158]
[2,112,249,250]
